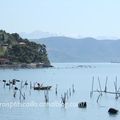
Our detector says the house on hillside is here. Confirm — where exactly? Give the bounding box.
[1,44,8,50]
[19,42,26,45]
[0,58,10,65]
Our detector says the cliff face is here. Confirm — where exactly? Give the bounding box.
[0,30,50,65]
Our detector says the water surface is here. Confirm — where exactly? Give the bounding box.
[0,63,120,120]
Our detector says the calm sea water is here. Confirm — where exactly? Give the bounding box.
[0,63,120,120]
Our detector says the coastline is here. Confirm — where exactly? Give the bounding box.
[0,63,53,69]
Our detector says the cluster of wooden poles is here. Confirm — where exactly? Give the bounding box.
[1,79,31,101]
[43,83,75,106]
[90,76,120,102]
[0,79,76,107]
[60,84,75,106]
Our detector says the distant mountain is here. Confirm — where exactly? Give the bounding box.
[95,36,119,40]
[20,31,57,39]
[31,36,120,62]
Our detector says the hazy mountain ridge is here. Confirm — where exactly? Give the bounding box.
[20,31,57,39]
[31,36,120,62]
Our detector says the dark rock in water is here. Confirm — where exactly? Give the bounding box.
[12,79,16,85]
[78,102,87,108]
[12,79,20,82]
[6,83,10,86]
[3,80,6,82]
[14,87,18,90]
[25,81,28,85]
[108,108,118,114]
[15,79,20,82]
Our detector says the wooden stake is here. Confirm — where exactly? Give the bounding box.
[72,84,75,93]
[97,94,102,103]
[90,76,94,98]
[55,84,58,95]
[98,76,102,95]
[104,76,108,92]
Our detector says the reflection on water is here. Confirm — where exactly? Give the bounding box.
[0,63,120,120]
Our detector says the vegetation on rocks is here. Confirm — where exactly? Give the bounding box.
[0,30,50,65]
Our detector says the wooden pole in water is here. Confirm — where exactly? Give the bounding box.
[44,90,49,103]
[66,90,69,100]
[61,92,66,107]
[90,76,94,98]
[20,80,23,89]
[72,84,75,93]
[29,81,32,95]
[23,92,25,100]
[13,91,17,98]
[30,81,32,89]
[55,84,58,96]
[92,76,120,101]
[114,76,118,99]
[104,76,108,92]
[98,76,102,95]
[64,92,66,105]
[19,89,22,101]
[93,90,120,95]
[3,80,6,88]
[69,88,71,97]
[9,80,10,90]
[19,89,26,101]
[97,94,101,103]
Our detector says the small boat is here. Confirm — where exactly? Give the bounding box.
[34,86,52,90]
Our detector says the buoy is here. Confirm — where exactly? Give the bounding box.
[6,83,10,86]
[25,81,28,85]
[16,79,20,82]
[14,87,18,90]
[3,80,6,82]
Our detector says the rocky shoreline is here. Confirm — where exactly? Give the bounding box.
[0,63,53,69]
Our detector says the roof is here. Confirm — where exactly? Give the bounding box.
[0,58,9,62]
[19,42,26,45]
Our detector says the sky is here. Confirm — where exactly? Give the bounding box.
[0,0,120,38]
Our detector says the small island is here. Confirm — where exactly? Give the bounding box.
[0,30,52,68]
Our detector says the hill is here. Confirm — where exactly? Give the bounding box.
[0,30,51,67]
[32,36,120,62]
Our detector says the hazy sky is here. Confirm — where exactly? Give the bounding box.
[0,0,120,38]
